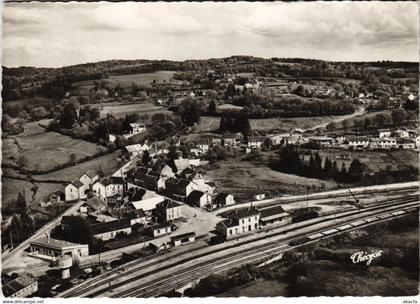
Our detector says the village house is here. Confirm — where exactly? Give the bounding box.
[223,133,240,147]
[213,193,235,208]
[369,137,397,150]
[393,129,409,138]
[89,219,132,241]
[65,180,85,201]
[123,143,150,159]
[309,136,334,147]
[174,158,201,171]
[247,136,266,149]
[195,139,210,153]
[2,273,38,298]
[29,237,89,261]
[259,206,292,227]
[165,178,197,198]
[211,138,222,147]
[187,190,212,208]
[47,190,65,205]
[347,136,370,150]
[378,129,392,138]
[415,136,420,148]
[143,165,175,190]
[396,138,416,150]
[192,177,215,194]
[154,200,182,223]
[79,197,107,215]
[216,207,260,239]
[92,177,124,200]
[128,122,146,135]
[124,209,147,226]
[79,170,99,191]
[150,223,172,238]
[268,133,289,146]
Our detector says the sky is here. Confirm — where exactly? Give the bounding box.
[2,1,419,68]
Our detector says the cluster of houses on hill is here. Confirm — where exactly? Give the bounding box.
[304,128,419,151]
[175,127,419,158]
[265,127,420,151]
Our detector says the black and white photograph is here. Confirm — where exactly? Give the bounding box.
[1,0,419,300]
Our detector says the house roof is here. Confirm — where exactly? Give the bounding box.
[132,167,148,179]
[85,170,98,179]
[215,192,231,202]
[125,208,146,219]
[248,136,266,142]
[187,190,206,202]
[347,136,369,142]
[178,179,192,189]
[111,176,124,184]
[259,205,290,220]
[157,199,181,209]
[85,197,105,211]
[88,219,131,235]
[170,232,196,241]
[127,188,146,201]
[2,273,37,297]
[30,237,87,250]
[309,136,334,141]
[70,180,84,188]
[229,207,260,219]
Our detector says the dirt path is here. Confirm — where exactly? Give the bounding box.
[304,106,365,131]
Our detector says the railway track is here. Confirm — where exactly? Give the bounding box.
[113,199,419,298]
[61,196,418,298]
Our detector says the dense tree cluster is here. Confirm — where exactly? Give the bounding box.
[272,145,365,183]
[219,115,252,136]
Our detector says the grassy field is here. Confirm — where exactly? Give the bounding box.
[107,71,177,87]
[95,102,172,119]
[16,119,52,137]
[3,97,54,112]
[2,178,34,206]
[250,116,339,132]
[12,132,106,172]
[204,158,337,200]
[194,116,221,133]
[315,149,418,173]
[32,151,121,182]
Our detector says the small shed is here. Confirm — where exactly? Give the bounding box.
[170,232,196,247]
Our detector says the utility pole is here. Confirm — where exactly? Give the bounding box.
[10,230,14,250]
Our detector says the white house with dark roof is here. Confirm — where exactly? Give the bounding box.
[93,177,124,200]
[65,180,85,201]
[79,170,99,190]
[155,200,183,223]
[186,190,212,208]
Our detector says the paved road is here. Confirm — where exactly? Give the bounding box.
[2,200,84,264]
